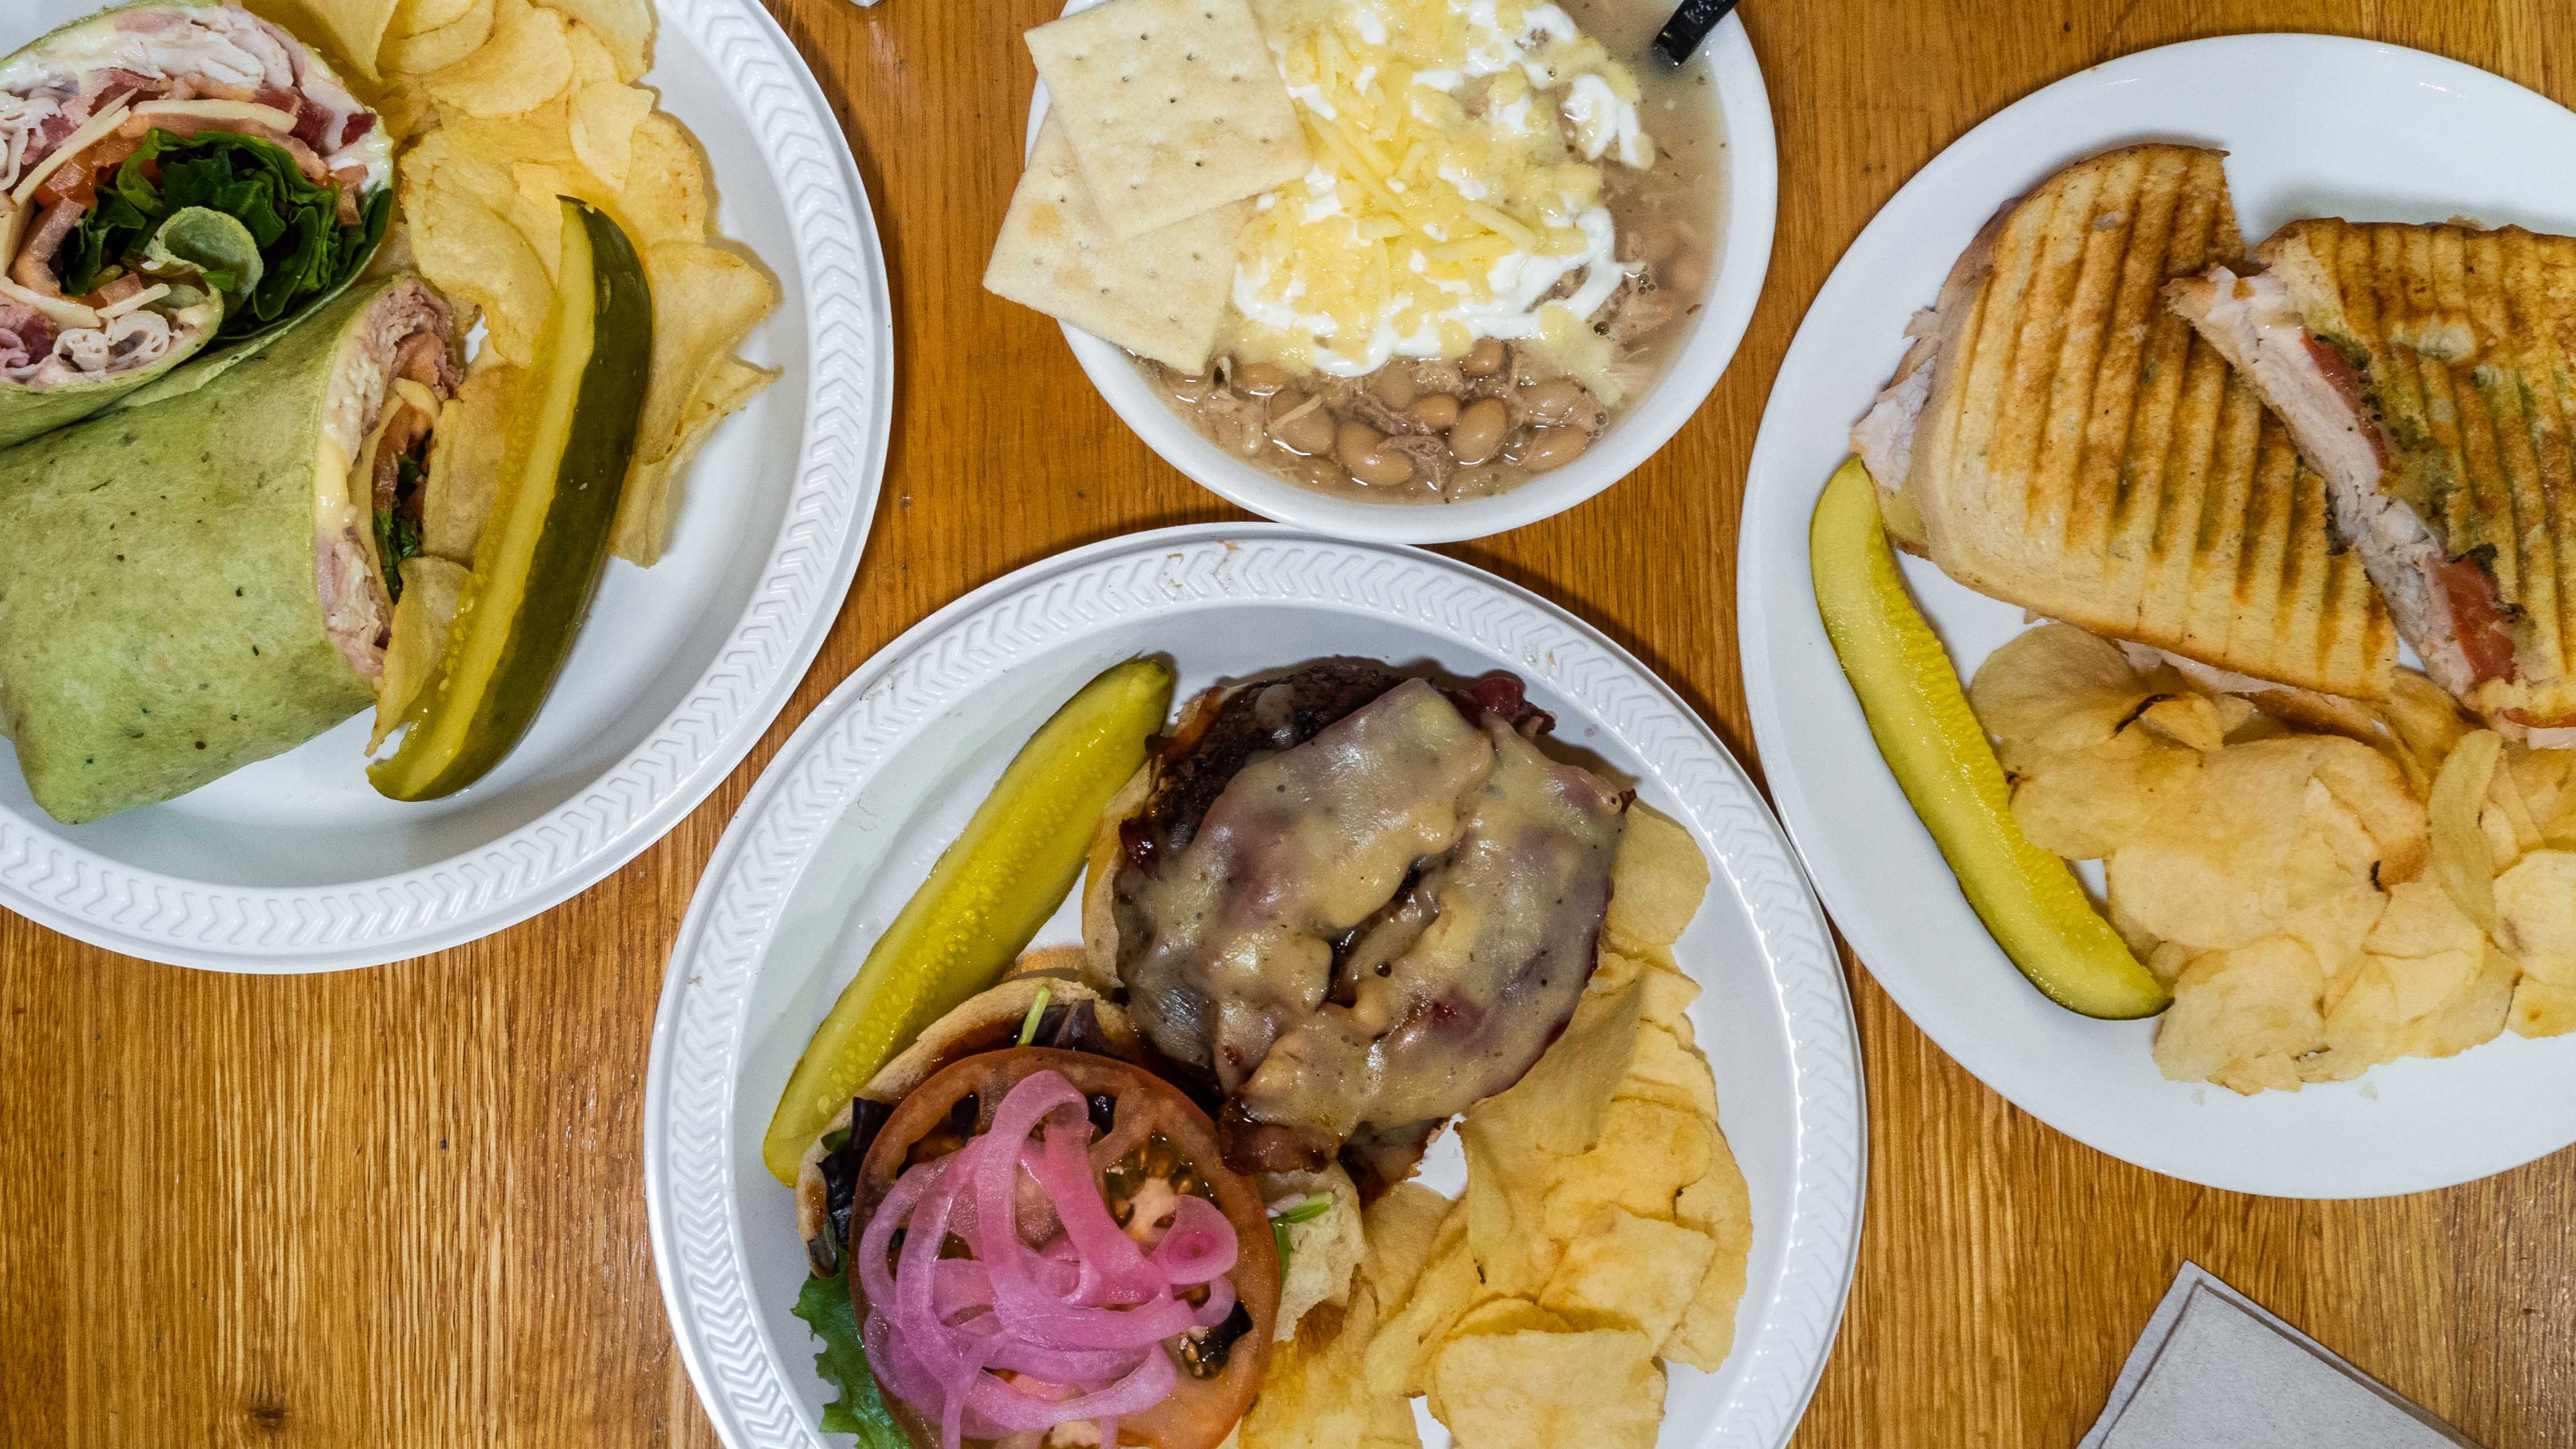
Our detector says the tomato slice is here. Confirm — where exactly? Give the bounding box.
[2434,556,2519,685]
[853,1046,1280,1449]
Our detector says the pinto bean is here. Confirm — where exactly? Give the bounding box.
[1368,368,1419,409]
[1235,361,1293,397]
[1517,425,1591,472]
[1411,393,1461,431]
[1461,336,1507,377]
[1336,422,1416,486]
[1519,377,1592,426]
[1267,393,1338,456]
[1448,397,1510,464]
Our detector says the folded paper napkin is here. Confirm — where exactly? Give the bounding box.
[2080,1264,2482,1449]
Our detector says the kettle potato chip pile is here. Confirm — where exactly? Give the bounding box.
[1971,624,2576,1094]
[270,0,782,566]
[1233,808,1754,1449]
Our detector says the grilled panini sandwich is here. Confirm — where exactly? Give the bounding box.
[2168,219,2576,739]
[1853,144,2396,699]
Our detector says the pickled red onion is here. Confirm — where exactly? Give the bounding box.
[855,1068,1241,1449]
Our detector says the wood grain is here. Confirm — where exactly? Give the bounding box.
[5,0,2574,1445]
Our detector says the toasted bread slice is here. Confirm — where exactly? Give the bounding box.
[2171,218,2576,735]
[1857,144,2394,699]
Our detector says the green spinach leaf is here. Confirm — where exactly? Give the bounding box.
[55,129,388,339]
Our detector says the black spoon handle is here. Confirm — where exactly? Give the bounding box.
[1653,0,1740,65]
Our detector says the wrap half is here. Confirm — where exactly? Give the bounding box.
[0,0,393,449]
[0,274,457,824]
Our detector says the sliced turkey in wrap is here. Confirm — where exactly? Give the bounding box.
[0,0,393,449]
[0,275,458,824]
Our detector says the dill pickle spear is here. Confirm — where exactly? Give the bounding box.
[761,658,1176,1183]
[1811,458,2170,1020]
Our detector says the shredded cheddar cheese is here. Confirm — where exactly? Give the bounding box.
[1229,0,1656,377]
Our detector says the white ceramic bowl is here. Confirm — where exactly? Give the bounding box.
[1032,10,1777,545]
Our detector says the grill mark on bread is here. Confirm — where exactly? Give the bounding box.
[1891,144,2391,697]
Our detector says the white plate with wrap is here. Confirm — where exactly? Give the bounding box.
[645,525,1863,1449]
[0,0,891,971]
[1738,35,2576,1197]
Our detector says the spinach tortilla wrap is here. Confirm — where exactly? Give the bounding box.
[0,1,393,449]
[0,274,458,824]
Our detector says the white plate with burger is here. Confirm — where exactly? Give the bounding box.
[1739,35,2576,1197]
[645,526,1861,1449]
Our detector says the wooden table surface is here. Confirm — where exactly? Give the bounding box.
[7,0,2575,1444]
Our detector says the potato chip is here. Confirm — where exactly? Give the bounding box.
[393,0,482,34]
[2108,741,2334,951]
[2301,882,2508,1081]
[383,0,497,75]
[2507,746,2576,848]
[420,358,516,562]
[408,184,552,364]
[1269,1164,1365,1339]
[1541,1100,1711,1239]
[1665,1128,1753,1372]
[1446,1298,1569,1339]
[2483,762,2543,862]
[2009,740,2199,861]
[607,243,780,563]
[2137,694,2228,753]
[1537,1210,1712,1346]
[400,126,518,211]
[2375,668,2477,786]
[443,102,582,174]
[1364,1202,1479,1398]
[1463,978,1641,1166]
[569,77,656,190]
[1628,955,1702,1034]
[370,555,471,750]
[2429,730,2503,932]
[424,0,573,117]
[1462,1130,1557,1300]
[545,0,655,80]
[2494,851,2576,987]
[1968,624,2163,772]
[262,0,402,79]
[625,115,717,238]
[2309,738,2429,884]
[1616,1023,1718,1121]
[1428,1327,1664,1449]
[2511,978,2576,1038]
[2151,937,2325,1089]
[1604,804,1709,952]
[561,12,619,82]
[1360,1182,1451,1309]
[1240,1303,1372,1449]
[1360,1395,1423,1449]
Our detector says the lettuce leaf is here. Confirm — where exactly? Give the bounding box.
[57,129,389,339]
[790,1267,909,1446]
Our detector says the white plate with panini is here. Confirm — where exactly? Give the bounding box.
[1740,35,2576,1197]
[646,526,1862,1448]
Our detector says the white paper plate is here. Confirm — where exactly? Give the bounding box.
[1738,35,2576,1198]
[646,525,1862,1449]
[0,0,891,971]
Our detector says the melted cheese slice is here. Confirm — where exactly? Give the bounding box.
[129,99,300,135]
[0,274,100,329]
